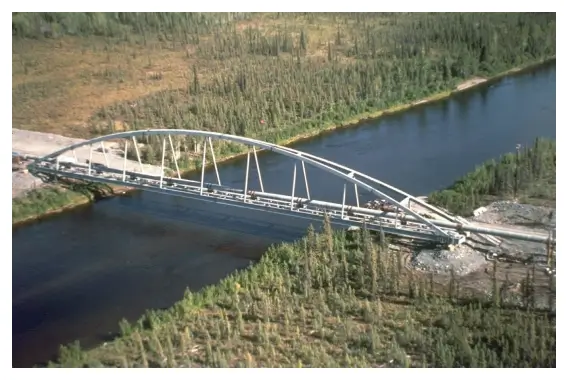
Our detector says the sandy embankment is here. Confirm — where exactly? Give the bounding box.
[456,77,487,91]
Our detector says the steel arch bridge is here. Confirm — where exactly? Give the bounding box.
[26,129,552,246]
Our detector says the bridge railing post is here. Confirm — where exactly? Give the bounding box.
[301,161,310,200]
[122,140,128,181]
[290,163,297,210]
[132,136,144,174]
[200,139,207,195]
[244,151,250,203]
[253,147,264,193]
[159,137,166,188]
[168,135,181,179]
[208,137,221,186]
[88,145,93,175]
[341,183,346,219]
[100,142,109,167]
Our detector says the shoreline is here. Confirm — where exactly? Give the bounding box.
[12,183,131,227]
[11,57,555,227]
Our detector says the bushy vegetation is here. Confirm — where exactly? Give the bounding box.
[12,181,118,224]
[13,13,555,162]
[52,219,555,368]
[88,13,556,158]
[429,138,556,215]
[12,187,87,224]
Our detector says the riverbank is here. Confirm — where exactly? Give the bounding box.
[11,58,555,226]
[428,137,556,215]
[12,183,131,226]
[11,128,163,225]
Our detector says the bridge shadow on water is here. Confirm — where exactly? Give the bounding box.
[12,191,316,368]
[112,192,313,242]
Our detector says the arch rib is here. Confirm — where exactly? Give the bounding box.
[276,146,463,224]
[33,129,452,240]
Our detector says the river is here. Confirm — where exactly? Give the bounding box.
[12,62,556,367]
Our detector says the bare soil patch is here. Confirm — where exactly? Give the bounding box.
[456,77,487,91]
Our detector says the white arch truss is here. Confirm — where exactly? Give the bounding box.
[31,129,464,241]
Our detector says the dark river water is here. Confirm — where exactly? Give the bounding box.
[12,62,556,367]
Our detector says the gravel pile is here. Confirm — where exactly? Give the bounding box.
[411,245,486,276]
[473,200,555,229]
[410,200,556,275]
[468,200,555,263]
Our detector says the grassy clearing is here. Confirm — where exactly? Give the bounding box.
[52,220,556,368]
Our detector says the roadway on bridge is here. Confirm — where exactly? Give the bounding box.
[29,156,553,245]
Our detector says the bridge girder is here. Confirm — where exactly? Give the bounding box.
[32,129,461,241]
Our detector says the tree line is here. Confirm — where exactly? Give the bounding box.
[13,13,555,160]
[12,12,248,39]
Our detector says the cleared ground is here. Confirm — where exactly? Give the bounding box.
[407,200,555,309]
[12,128,163,198]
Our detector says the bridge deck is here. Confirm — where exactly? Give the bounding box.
[29,160,467,245]
[25,128,553,247]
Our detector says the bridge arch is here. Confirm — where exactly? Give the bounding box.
[31,129,461,240]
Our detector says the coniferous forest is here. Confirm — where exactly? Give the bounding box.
[430,138,556,215]
[13,13,556,162]
[53,217,556,368]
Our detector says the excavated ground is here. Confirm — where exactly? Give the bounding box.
[406,200,555,309]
